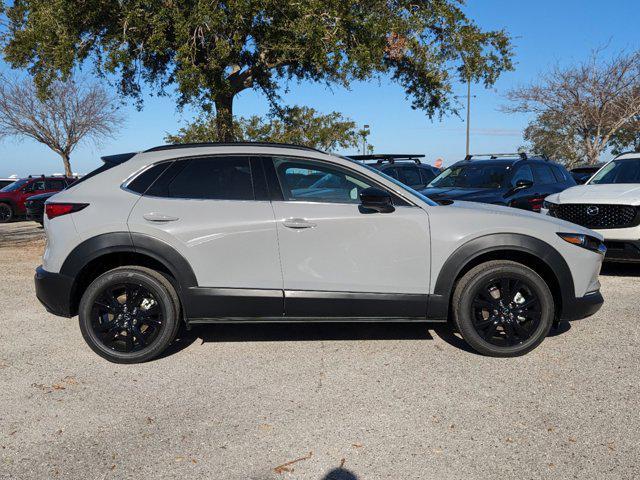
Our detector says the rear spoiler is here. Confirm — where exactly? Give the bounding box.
[101,152,138,164]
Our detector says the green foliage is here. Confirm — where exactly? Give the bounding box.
[165,106,361,152]
[523,111,584,166]
[2,1,513,139]
[609,116,640,155]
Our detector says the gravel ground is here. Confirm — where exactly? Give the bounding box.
[0,221,638,480]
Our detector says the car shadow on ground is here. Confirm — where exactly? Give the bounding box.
[0,220,44,248]
[159,320,573,360]
[600,262,640,277]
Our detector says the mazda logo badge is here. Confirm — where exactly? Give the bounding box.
[586,205,599,216]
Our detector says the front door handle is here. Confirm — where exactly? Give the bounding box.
[143,212,179,222]
[282,218,316,229]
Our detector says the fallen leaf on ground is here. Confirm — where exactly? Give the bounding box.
[274,451,313,474]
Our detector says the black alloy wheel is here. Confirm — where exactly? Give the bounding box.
[452,260,554,357]
[90,283,163,353]
[0,203,13,223]
[470,276,542,347]
[79,266,180,363]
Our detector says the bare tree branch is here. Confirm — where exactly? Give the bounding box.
[0,76,124,175]
[504,49,640,165]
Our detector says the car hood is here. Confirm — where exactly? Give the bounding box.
[545,184,640,205]
[443,200,603,240]
[420,186,504,202]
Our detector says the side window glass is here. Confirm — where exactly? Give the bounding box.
[512,165,534,185]
[419,167,436,185]
[147,156,254,200]
[128,162,173,194]
[273,157,374,204]
[400,166,422,187]
[532,164,556,184]
[31,180,46,191]
[382,166,399,179]
[46,179,66,190]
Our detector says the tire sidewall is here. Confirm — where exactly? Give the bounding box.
[79,269,178,363]
[456,264,554,356]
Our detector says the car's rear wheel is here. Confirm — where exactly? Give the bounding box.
[0,203,13,223]
[78,266,181,363]
[452,260,554,357]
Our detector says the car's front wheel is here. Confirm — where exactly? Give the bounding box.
[0,203,13,223]
[78,266,181,363]
[452,260,554,357]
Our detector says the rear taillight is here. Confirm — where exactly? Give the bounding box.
[528,196,545,213]
[45,203,88,220]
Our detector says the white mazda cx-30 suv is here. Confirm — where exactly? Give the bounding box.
[543,152,640,262]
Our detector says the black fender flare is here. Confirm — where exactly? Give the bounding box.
[429,233,574,320]
[60,231,198,291]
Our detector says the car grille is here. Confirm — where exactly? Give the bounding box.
[549,203,640,229]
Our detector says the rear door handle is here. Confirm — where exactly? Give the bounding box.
[143,213,179,222]
[282,218,316,229]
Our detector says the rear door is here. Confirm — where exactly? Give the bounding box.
[265,155,430,318]
[127,155,282,293]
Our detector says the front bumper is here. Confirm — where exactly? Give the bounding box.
[560,290,604,321]
[34,266,74,317]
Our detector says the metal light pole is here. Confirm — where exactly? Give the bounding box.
[465,78,471,157]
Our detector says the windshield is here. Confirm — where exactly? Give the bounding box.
[589,159,640,184]
[357,162,438,206]
[428,164,509,189]
[0,178,28,192]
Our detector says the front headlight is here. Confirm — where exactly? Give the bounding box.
[543,200,557,214]
[557,233,606,255]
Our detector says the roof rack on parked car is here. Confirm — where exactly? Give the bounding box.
[464,152,529,161]
[349,154,425,165]
[143,141,325,154]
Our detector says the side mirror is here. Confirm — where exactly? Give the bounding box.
[514,179,533,190]
[359,187,395,213]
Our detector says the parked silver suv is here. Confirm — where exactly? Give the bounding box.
[35,143,605,362]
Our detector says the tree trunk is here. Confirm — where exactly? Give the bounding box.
[215,94,235,142]
[59,152,73,176]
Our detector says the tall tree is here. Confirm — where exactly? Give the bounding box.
[0,76,123,175]
[166,106,363,152]
[1,1,513,141]
[522,111,584,167]
[505,50,640,165]
[608,115,640,155]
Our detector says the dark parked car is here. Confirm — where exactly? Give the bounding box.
[570,164,604,184]
[25,191,56,224]
[420,153,576,212]
[348,154,440,190]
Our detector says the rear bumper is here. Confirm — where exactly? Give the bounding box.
[603,240,640,262]
[34,266,74,317]
[560,290,604,321]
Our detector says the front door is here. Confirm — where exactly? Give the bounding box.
[266,156,431,318]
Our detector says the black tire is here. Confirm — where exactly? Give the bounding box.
[452,260,554,357]
[0,203,13,223]
[78,266,181,363]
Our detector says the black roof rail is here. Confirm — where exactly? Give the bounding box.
[143,141,325,154]
[464,152,528,161]
[348,153,425,165]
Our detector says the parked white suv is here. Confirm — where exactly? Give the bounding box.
[543,152,640,262]
[35,143,605,363]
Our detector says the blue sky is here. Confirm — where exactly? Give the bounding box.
[0,0,638,177]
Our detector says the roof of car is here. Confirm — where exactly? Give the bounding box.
[614,152,640,160]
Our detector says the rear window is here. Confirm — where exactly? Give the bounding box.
[127,162,174,194]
